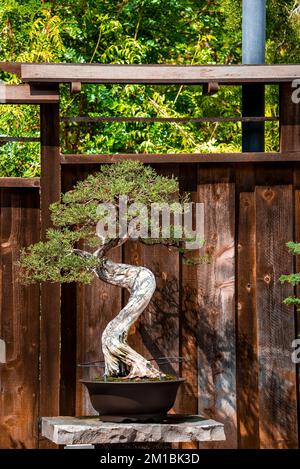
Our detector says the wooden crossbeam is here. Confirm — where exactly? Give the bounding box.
[0,62,21,76]
[0,177,40,187]
[20,63,300,84]
[0,84,59,104]
[60,152,300,164]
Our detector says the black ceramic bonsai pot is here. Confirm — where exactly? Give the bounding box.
[81,378,185,422]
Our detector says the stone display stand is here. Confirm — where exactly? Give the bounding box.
[42,415,225,445]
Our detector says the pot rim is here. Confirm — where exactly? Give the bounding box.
[80,378,185,385]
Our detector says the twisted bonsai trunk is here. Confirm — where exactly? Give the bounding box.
[96,258,162,379]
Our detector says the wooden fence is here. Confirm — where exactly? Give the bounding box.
[0,63,300,449]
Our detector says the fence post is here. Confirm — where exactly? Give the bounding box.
[39,93,61,447]
[280,82,300,449]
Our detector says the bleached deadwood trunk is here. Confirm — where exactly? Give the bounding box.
[96,258,162,379]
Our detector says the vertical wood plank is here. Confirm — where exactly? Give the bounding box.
[294,181,300,450]
[178,164,199,449]
[256,185,298,448]
[281,82,300,450]
[39,101,61,447]
[197,166,237,448]
[237,191,259,448]
[0,188,40,448]
[60,167,78,417]
[280,82,300,152]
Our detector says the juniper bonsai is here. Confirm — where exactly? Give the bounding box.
[20,160,201,380]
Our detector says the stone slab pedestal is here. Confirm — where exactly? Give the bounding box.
[42,415,225,445]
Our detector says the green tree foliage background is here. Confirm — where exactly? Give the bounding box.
[1,0,300,176]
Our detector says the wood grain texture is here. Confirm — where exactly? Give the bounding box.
[21,63,300,84]
[1,84,59,104]
[197,166,237,448]
[0,188,40,448]
[281,84,300,450]
[256,185,298,448]
[0,178,40,188]
[237,192,259,448]
[280,83,300,152]
[294,187,300,451]
[59,167,79,417]
[61,152,300,165]
[0,62,21,76]
[39,102,61,448]
[178,165,199,449]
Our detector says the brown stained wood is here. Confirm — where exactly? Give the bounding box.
[61,152,300,165]
[70,82,82,94]
[21,63,300,84]
[0,188,40,448]
[1,84,59,104]
[59,167,79,417]
[202,82,219,95]
[0,62,21,76]
[280,83,300,152]
[197,167,237,448]
[39,101,60,448]
[178,165,199,450]
[237,192,259,449]
[281,84,300,449]
[294,181,300,451]
[255,185,298,448]
[0,178,40,188]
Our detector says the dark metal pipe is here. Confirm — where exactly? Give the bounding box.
[242,0,266,152]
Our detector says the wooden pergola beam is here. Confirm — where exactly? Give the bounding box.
[20,63,300,84]
[1,84,59,104]
[0,61,22,76]
[60,152,300,164]
[0,177,40,187]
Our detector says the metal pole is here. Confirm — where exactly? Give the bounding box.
[242,0,266,152]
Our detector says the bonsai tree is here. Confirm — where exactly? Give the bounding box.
[20,161,201,380]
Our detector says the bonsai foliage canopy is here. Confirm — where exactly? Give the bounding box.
[20,160,184,284]
[20,160,198,379]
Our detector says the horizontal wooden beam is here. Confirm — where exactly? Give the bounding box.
[0,136,39,142]
[61,116,277,124]
[0,62,21,76]
[21,63,300,84]
[0,177,40,188]
[60,152,300,165]
[0,84,59,104]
